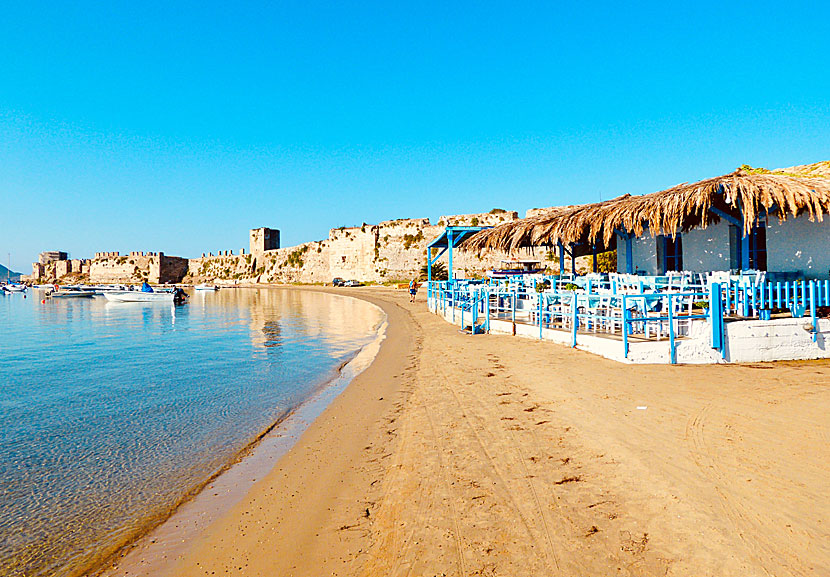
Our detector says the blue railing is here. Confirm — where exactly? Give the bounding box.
[427,276,830,362]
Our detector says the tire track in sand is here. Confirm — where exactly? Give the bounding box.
[427,357,563,575]
[686,404,812,576]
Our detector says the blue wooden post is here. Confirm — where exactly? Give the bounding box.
[512,288,516,324]
[557,241,565,276]
[538,293,543,339]
[623,295,629,358]
[447,229,454,281]
[668,294,676,364]
[427,249,432,303]
[810,281,818,343]
[592,242,598,272]
[710,282,724,355]
[570,243,576,275]
[759,281,765,312]
[452,283,456,322]
[621,232,633,274]
[485,288,490,332]
[571,293,578,348]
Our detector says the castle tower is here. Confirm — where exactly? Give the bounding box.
[250,227,280,255]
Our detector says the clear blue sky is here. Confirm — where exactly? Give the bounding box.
[2,1,829,270]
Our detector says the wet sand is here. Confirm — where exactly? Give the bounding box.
[136,287,829,576]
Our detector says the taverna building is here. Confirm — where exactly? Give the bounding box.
[466,161,830,281]
[431,161,830,364]
[614,163,830,279]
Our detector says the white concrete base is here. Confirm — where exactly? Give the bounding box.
[429,302,830,365]
[723,317,830,363]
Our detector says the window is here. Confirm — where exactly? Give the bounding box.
[748,222,767,271]
[658,234,683,273]
[730,221,767,271]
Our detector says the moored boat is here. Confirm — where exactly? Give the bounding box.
[48,290,95,299]
[103,290,177,303]
[194,283,219,291]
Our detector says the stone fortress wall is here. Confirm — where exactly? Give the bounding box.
[32,252,188,284]
[28,208,585,285]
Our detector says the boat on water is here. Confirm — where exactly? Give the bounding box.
[47,290,95,299]
[194,283,219,291]
[104,291,176,303]
[103,283,187,303]
[3,284,27,292]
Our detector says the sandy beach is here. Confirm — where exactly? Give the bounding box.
[119,286,829,577]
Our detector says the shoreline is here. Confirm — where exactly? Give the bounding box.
[94,288,389,577]
[166,286,828,576]
[161,287,419,576]
[84,285,829,576]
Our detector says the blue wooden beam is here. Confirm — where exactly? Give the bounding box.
[708,206,741,227]
[428,246,448,266]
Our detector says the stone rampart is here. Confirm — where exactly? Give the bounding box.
[438,211,518,227]
[88,253,188,284]
[30,209,581,285]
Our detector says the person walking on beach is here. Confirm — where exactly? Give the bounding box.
[409,278,418,302]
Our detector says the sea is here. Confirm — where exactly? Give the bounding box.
[0,288,385,577]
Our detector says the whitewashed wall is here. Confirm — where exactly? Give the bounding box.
[681,221,731,272]
[616,231,659,274]
[616,235,628,272]
[767,213,830,279]
[631,232,659,275]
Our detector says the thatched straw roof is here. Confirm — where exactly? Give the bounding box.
[463,161,830,254]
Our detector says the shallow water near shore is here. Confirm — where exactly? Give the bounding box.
[0,288,384,577]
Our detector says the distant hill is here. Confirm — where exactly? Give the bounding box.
[0,264,22,281]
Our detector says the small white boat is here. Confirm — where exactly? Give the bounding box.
[4,284,27,292]
[104,290,177,303]
[194,283,219,291]
[48,290,95,299]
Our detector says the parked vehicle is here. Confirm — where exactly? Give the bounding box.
[343,280,363,287]
[332,277,346,287]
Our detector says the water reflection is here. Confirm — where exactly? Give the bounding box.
[0,288,383,577]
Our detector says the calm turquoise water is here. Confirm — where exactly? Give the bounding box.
[0,288,383,577]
